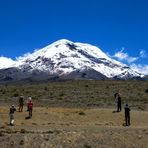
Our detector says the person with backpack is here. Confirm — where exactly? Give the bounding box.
[18,95,24,112]
[27,97,33,118]
[124,103,131,126]
[9,105,16,126]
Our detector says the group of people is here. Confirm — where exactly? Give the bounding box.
[114,91,131,126]
[9,91,131,127]
[9,96,33,126]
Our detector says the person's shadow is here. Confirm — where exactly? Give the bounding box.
[122,122,130,126]
[112,110,118,113]
[25,116,30,120]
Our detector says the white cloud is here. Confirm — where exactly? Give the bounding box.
[130,64,148,75]
[114,48,138,63]
[0,56,16,69]
[111,48,148,75]
[139,49,147,58]
[16,52,30,60]
[140,50,145,57]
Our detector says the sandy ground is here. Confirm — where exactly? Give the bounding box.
[0,106,148,148]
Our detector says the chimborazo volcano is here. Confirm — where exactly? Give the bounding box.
[0,39,144,82]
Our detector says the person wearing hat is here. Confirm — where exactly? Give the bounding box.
[124,103,131,126]
[9,105,16,126]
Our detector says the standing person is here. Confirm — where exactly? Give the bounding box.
[114,91,122,112]
[9,105,16,126]
[18,95,24,112]
[117,93,122,112]
[124,104,131,126]
[27,97,33,118]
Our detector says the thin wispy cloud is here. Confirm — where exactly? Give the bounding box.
[111,48,148,75]
[139,50,147,58]
[16,49,39,61]
[16,52,32,61]
[114,48,138,63]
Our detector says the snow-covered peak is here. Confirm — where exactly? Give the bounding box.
[50,39,73,45]
[15,39,74,65]
[16,39,114,63]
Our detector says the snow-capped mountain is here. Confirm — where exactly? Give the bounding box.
[0,39,144,82]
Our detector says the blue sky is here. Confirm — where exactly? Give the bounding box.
[0,0,148,74]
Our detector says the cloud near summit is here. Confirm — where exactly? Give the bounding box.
[112,48,148,75]
[0,56,16,69]
[131,64,148,75]
[114,48,138,63]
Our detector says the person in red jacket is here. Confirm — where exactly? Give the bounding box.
[27,97,33,118]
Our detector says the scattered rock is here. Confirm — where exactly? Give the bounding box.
[138,135,142,139]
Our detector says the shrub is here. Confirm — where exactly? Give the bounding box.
[13,93,19,97]
[20,129,26,133]
[85,85,89,88]
[59,92,65,97]
[145,89,148,93]
[84,144,91,148]
[19,140,24,145]
[2,90,6,94]
[78,111,85,115]
[0,131,4,137]
[44,87,48,91]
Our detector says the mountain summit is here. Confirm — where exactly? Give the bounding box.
[0,39,144,81]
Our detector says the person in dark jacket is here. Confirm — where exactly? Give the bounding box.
[18,95,24,112]
[124,104,131,126]
[9,105,16,126]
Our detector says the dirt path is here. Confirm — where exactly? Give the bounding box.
[0,107,148,148]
